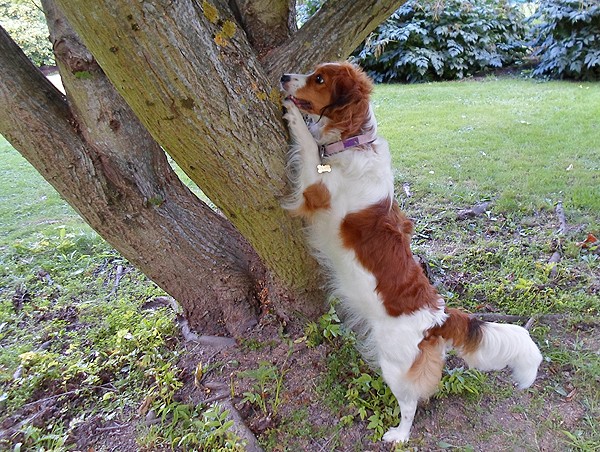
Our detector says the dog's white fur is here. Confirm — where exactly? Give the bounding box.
[281,63,542,443]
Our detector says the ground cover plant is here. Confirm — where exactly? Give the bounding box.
[1,76,599,451]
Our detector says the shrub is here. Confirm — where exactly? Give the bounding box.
[528,0,600,81]
[354,0,528,83]
[0,0,54,67]
[296,0,324,27]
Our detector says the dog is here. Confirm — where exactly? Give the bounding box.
[280,62,542,443]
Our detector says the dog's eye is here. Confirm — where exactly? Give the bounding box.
[315,75,324,84]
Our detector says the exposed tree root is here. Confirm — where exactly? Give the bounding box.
[177,316,237,349]
[217,399,264,452]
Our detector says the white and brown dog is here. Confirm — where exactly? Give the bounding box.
[280,62,542,443]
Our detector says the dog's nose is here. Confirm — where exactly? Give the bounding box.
[280,74,291,83]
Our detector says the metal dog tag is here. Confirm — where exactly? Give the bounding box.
[317,164,331,174]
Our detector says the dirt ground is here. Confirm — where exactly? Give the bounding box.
[72,314,598,452]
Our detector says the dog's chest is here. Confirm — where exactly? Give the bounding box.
[308,212,387,319]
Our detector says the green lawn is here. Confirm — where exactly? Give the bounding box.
[0,138,93,242]
[374,77,600,216]
[1,77,599,451]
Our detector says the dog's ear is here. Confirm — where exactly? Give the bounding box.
[330,64,372,109]
[319,63,374,136]
[330,72,360,108]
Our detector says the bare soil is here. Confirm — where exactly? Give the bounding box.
[61,314,598,452]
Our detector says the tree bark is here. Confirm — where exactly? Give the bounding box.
[230,0,297,57]
[52,0,326,318]
[0,22,259,336]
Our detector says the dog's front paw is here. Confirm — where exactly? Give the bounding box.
[282,98,304,127]
[281,98,295,114]
[382,427,410,443]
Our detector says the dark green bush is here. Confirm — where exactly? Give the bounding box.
[528,0,600,81]
[0,0,54,67]
[354,0,528,83]
[296,0,324,27]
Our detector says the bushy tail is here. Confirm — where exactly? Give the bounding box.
[431,309,542,388]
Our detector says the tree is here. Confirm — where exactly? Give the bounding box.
[0,0,405,336]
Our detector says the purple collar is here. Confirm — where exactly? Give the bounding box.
[319,133,376,159]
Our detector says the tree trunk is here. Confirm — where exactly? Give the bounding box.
[51,0,326,317]
[0,0,405,333]
[230,0,297,57]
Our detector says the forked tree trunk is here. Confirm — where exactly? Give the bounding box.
[0,0,405,334]
[51,0,324,319]
[0,25,260,336]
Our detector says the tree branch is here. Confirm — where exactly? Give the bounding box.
[264,0,406,79]
[0,24,81,173]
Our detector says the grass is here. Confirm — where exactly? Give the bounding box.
[374,77,600,216]
[0,140,91,243]
[1,76,599,450]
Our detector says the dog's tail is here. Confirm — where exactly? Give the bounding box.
[429,308,542,388]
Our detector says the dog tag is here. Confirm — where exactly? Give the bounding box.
[317,164,331,174]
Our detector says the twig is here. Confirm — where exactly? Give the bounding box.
[549,201,567,279]
[0,405,52,440]
[473,313,565,323]
[555,201,567,235]
[20,389,79,408]
[95,424,127,433]
[108,264,124,297]
[474,314,529,323]
[524,317,535,331]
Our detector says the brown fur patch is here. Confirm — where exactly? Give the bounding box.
[339,198,440,316]
[292,182,331,218]
[294,62,373,139]
[427,308,484,354]
[407,336,445,398]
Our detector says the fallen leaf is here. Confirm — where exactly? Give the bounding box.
[138,395,154,415]
[194,362,203,387]
[577,233,598,248]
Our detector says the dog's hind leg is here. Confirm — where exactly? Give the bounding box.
[380,335,445,443]
[382,398,418,443]
[379,360,420,443]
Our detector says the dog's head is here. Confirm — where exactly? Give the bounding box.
[280,62,373,138]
